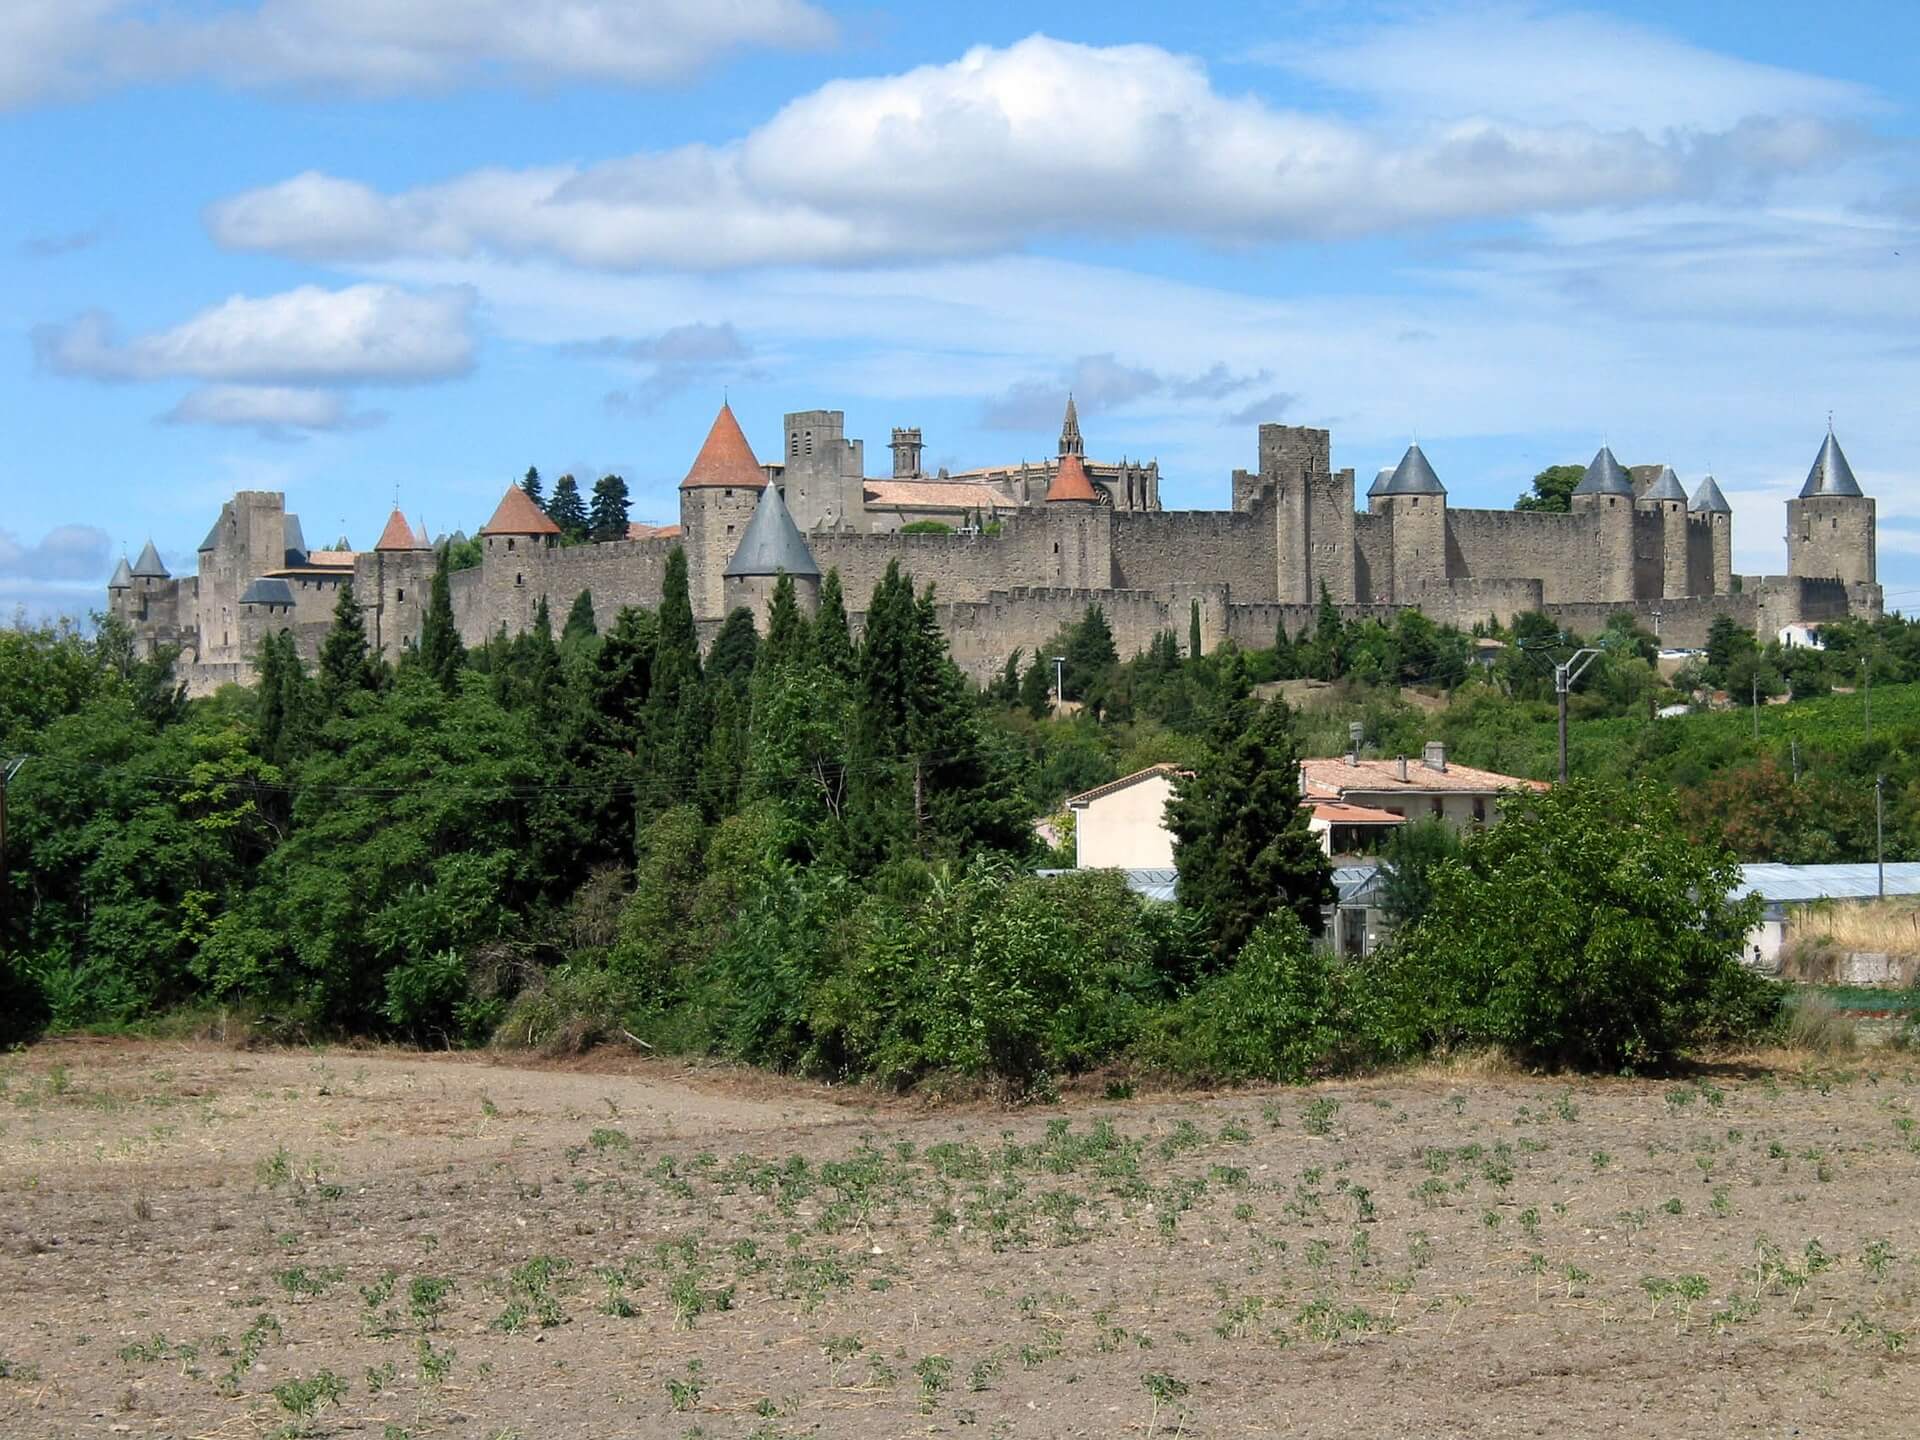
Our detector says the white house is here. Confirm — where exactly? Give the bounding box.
[1066,765,1184,870]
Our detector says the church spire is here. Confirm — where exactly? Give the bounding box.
[1059,393,1084,458]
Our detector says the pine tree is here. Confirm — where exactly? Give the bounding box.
[548,474,588,542]
[417,548,466,693]
[588,474,631,542]
[644,549,705,813]
[1167,658,1332,962]
[522,594,560,720]
[561,589,597,652]
[1020,652,1053,718]
[1064,604,1119,715]
[1189,598,1203,660]
[708,607,760,693]
[761,573,808,671]
[520,466,544,510]
[316,580,376,705]
[812,569,854,677]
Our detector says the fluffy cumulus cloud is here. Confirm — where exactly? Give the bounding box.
[205,34,1861,271]
[33,284,476,384]
[982,353,1273,431]
[0,0,833,108]
[593,320,758,413]
[0,524,113,582]
[162,384,387,437]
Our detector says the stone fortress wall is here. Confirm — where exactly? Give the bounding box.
[112,402,1884,695]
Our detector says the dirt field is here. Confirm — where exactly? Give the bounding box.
[2,1040,1916,1439]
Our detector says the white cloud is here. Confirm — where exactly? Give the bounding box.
[1262,5,1877,132]
[205,34,1861,271]
[0,0,833,108]
[163,384,387,436]
[34,284,475,384]
[0,524,113,582]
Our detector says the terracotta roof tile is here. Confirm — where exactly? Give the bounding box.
[627,522,684,541]
[375,508,425,551]
[680,403,767,490]
[863,480,1010,510]
[1046,450,1101,503]
[1310,801,1408,825]
[481,486,562,537]
[1065,763,1188,807]
[1300,756,1548,796]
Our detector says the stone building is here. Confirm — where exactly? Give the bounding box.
[114,400,1883,696]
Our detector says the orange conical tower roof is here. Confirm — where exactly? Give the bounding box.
[1045,450,1100,503]
[481,485,562,536]
[375,508,425,551]
[680,403,767,490]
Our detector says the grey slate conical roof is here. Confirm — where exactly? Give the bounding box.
[1381,442,1445,496]
[1573,446,1634,497]
[107,556,132,590]
[1801,431,1863,498]
[1690,474,1731,514]
[724,482,820,579]
[198,503,229,552]
[130,540,170,578]
[1643,465,1687,503]
[283,514,308,566]
[1367,466,1393,498]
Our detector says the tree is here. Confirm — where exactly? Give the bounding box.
[254,630,316,767]
[588,474,631,542]
[1189,599,1203,660]
[548,474,589,542]
[561,589,597,652]
[645,549,705,810]
[1062,604,1119,715]
[1020,652,1054,719]
[812,569,854,677]
[707,608,760,693]
[1167,660,1333,961]
[761,574,808,672]
[1377,817,1463,927]
[316,580,377,706]
[415,549,465,694]
[1377,779,1774,1071]
[520,466,544,510]
[1515,464,1584,513]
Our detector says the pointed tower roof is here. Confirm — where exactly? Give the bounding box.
[198,503,230,553]
[481,486,562,537]
[1045,450,1102,503]
[1367,466,1393,498]
[107,555,132,590]
[375,508,425,551]
[1801,429,1863,498]
[1381,442,1445,496]
[1643,465,1688,503]
[1690,474,1731,514]
[1573,446,1634,497]
[724,483,819,578]
[130,540,170,578]
[1059,394,1084,458]
[680,402,767,490]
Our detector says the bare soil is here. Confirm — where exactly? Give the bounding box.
[2,1039,1917,1438]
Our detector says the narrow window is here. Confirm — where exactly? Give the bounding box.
[516,573,524,587]
[396,588,405,602]
[507,537,516,552]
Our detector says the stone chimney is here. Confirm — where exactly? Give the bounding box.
[1423,741,1447,773]
[1347,721,1363,765]
[1396,755,1409,783]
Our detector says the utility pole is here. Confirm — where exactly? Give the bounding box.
[1552,649,1602,784]
[1863,657,1872,743]
[1752,673,1759,740]
[1876,774,1886,899]
[1052,655,1066,716]
[1790,737,1799,783]
[0,757,22,881]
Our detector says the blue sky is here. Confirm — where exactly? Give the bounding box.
[6,1,1918,616]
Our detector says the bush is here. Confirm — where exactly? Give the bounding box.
[1374,779,1765,1071]
[1137,912,1342,1082]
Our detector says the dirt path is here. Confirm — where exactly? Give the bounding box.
[3,1040,1917,1438]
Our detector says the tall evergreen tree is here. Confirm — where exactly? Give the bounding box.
[761,573,808,671]
[813,569,854,677]
[1189,598,1203,660]
[707,607,760,693]
[1020,652,1053,719]
[588,474,631,542]
[520,594,561,721]
[645,549,705,813]
[1167,659,1332,962]
[548,474,589,542]
[416,548,466,693]
[254,631,316,767]
[520,466,544,510]
[561,589,598,651]
[316,580,377,705]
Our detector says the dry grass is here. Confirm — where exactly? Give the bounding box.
[1785,898,1920,960]
[1781,992,1860,1057]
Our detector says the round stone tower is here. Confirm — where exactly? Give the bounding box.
[1787,427,1875,586]
[723,480,821,628]
[679,402,767,620]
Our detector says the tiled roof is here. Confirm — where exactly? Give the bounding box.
[1300,755,1547,797]
[1065,763,1187,807]
[1310,800,1408,825]
[681,402,767,491]
[375,508,426,551]
[1046,450,1101,503]
[1642,466,1688,503]
[627,522,684,541]
[303,549,355,567]
[864,480,1010,511]
[481,486,562,537]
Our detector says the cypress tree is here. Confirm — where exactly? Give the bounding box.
[523,594,560,720]
[588,474,631,542]
[316,579,376,705]
[1167,658,1332,962]
[1020,652,1053,718]
[1189,598,1203,660]
[417,548,465,693]
[645,548,705,810]
[812,569,854,677]
[520,466,544,510]
[707,607,760,693]
[561,589,597,650]
[762,573,808,671]
[548,474,588,542]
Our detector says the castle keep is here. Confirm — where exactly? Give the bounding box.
[111,402,1882,695]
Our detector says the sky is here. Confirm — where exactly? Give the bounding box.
[5,0,1919,618]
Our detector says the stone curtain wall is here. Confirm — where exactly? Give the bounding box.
[1444,508,1617,604]
[1109,508,1275,599]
